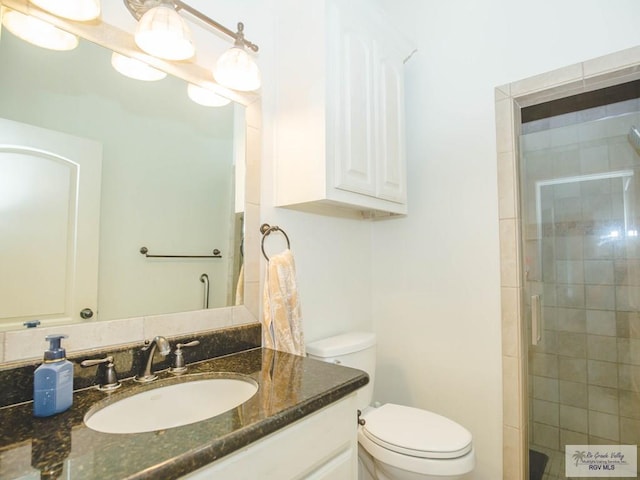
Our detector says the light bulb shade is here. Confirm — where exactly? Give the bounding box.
[187,83,231,107]
[135,5,194,61]
[1,9,78,51]
[213,46,261,92]
[30,0,101,21]
[111,52,167,81]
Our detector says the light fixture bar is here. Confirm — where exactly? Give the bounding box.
[123,0,259,52]
[173,0,259,52]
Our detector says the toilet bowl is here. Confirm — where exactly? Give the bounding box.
[306,332,475,480]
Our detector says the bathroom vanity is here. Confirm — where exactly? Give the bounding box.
[0,347,368,479]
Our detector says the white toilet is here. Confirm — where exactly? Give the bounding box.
[306,332,475,480]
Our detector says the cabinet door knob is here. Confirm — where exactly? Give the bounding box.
[80,308,94,319]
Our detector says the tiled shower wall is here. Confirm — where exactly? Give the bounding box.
[523,107,640,455]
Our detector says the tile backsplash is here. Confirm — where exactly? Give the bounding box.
[1,306,258,365]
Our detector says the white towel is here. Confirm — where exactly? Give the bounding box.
[262,249,304,356]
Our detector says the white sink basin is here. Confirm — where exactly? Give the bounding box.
[84,376,258,434]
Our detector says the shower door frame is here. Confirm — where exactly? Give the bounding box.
[496,47,640,480]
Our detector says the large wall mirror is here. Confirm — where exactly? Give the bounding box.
[0,0,260,332]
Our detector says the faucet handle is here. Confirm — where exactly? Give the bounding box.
[81,356,121,391]
[170,340,200,374]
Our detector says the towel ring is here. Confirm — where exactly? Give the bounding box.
[260,223,290,260]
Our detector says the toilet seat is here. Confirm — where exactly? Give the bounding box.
[361,404,473,459]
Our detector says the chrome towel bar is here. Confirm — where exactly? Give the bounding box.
[139,246,222,258]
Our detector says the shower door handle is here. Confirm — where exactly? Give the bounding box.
[531,294,541,345]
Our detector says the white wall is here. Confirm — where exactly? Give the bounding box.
[372,1,640,479]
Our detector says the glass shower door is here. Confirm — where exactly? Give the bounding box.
[521,102,640,479]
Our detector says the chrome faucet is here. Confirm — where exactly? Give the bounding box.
[134,336,171,383]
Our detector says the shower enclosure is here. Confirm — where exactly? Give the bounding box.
[520,89,640,478]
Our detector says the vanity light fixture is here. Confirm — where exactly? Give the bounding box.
[187,83,231,107]
[124,0,261,91]
[110,52,167,81]
[213,22,261,92]
[29,0,101,21]
[134,0,194,61]
[1,9,79,51]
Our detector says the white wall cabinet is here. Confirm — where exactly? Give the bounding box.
[182,394,358,480]
[274,0,412,217]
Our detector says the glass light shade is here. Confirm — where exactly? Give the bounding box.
[134,5,194,61]
[111,52,167,81]
[187,83,231,107]
[29,0,100,21]
[213,46,261,92]
[1,10,78,51]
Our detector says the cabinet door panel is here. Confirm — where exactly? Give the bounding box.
[333,13,376,197]
[376,51,406,203]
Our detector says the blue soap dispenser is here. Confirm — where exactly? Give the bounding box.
[33,334,73,417]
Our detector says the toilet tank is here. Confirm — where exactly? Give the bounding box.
[306,332,376,410]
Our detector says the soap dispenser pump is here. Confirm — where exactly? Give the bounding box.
[33,334,73,417]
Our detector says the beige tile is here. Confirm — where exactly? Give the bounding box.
[587,335,617,362]
[495,97,514,154]
[533,399,559,427]
[533,422,559,450]
[616,285,640,311]
[499,218,520,288]
[588,360,618,388]
[620,417,640,444]
[503,355,521,428]
[511,62,583,98]
[555,285,585,309]
[243,281,261,320]
[561,429,588,447]
[558,356,587,383]
[533,375,559,402]
[495,84,511,101]
[614,259,640,286]
[531,352,558,377]
[555,236,584,261]
[143,308,233,339]
[585,285,615,310]
[559,380,587,409]
[232,306,259,326]
[557,332,586,358]
[619,363,640,392]
[618,338,640,366]
[4,318,144,362]
[556,308,586,333]
[588,411,619,441]
[617,311,640,338]
[584,260,615,285]
[498,151,517,219]
[560,405,587,433]
[619,390,640,420]
[503,425,523,480]
[586,310,616,336]
[588,385,619,415]
[556,260,584,284]
[501,287,520,357]
[0,332,4,363]
[583,46,640,78]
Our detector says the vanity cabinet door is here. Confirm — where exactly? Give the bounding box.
[182,394,358,480]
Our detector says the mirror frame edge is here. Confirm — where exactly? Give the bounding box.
[0,0,262,363]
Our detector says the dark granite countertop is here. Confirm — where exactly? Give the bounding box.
[0,348,368,480]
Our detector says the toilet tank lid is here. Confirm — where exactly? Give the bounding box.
[306,332,376,358]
